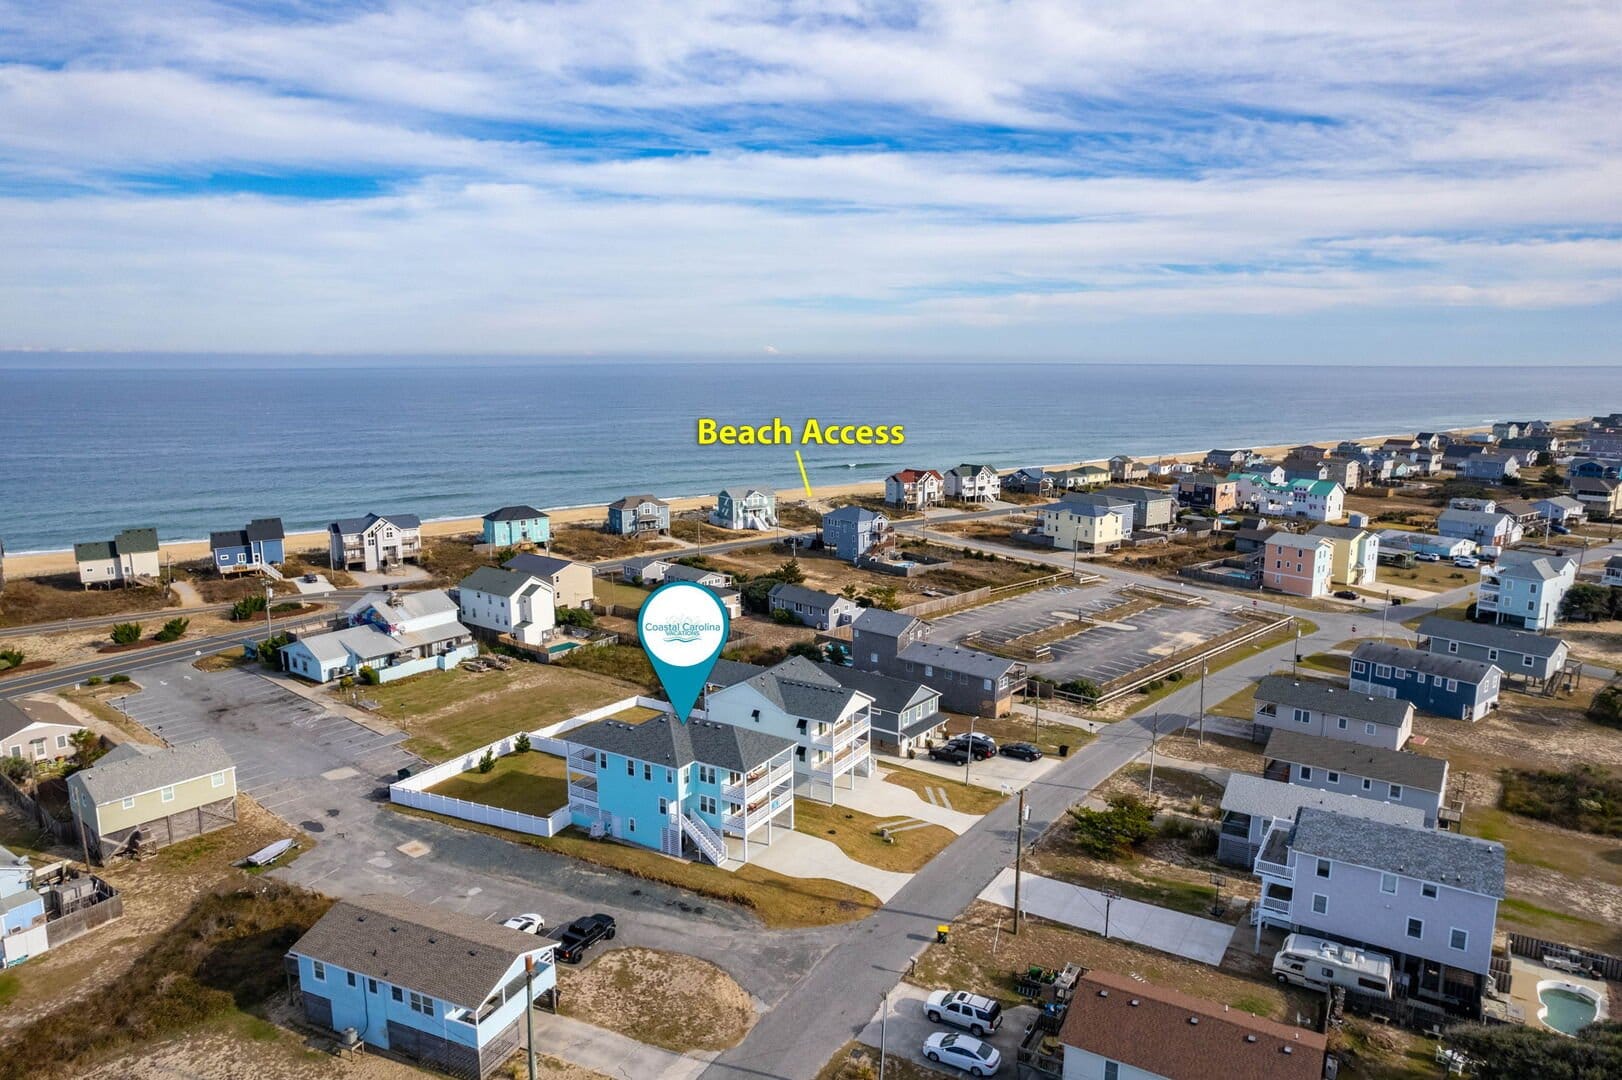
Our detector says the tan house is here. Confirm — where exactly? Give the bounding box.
[1037,499,1129,553]
[1108,455,1148,481]
[502,553,595,609]
[73,528,160,587]
[0,699,87,764]
[1306,524,1380,586]
[67,739,237,862]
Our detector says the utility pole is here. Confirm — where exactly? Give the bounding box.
[1102,888,1119,940]
[1147,712,1159,797]
[879,991,888,1080]
[965,714,977,785]
[1014,787,1027,934]
[1197,660,1207,746]
[1293,623,1302,678]
[264,584,274,642]
[524,955,537,1080]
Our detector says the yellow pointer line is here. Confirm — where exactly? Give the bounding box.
[794,449,814,497]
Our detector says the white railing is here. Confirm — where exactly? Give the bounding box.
[391,788,572,838]
[567,750,598,775]
[567,779,598,806]
[680,812,728,865]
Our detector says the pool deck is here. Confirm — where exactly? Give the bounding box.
[1508,956,1611,1034]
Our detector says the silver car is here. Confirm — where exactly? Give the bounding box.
[922,1031,1001,1076]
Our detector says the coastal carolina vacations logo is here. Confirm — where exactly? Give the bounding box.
[638,582,730,723]
[642,617,725,644]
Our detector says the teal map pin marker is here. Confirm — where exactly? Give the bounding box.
[637,581,730,723]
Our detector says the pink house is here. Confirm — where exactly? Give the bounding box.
[1263,533,1333,598]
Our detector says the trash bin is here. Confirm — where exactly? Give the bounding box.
[1058,744,1069,757]
[937,924,950,944]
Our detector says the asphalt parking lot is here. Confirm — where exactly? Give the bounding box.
[856,984,1039,1076]
[115,661,417,824]
[930,587,1248,685]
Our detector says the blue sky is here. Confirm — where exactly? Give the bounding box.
[2,1,1620,361]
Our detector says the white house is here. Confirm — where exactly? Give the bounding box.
[0,700,88,765]
[703,657,873,803]
[944,464,1000,503]
[281,589,477,684]
[884,469,944,510]
[456,566,555,646]
[328,513,423,573]
[73,528,160,587]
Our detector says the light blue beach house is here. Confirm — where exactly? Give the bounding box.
[711,487,778,531]
[605,494,669,536]
[208,518,285,575]
[1,846,47,968]
[481,504,550,547]
[288,893,557,1079]
[563,714,795,866]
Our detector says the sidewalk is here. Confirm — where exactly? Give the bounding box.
[977,867,1237,966]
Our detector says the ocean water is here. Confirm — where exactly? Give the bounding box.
[0,360,1616,552]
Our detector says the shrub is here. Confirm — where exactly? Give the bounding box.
[109,622,142,645]
[787,641,825,662]
[70,730,107,771]
[255,632,291,667]
[770,607,800,625]
[1166,670,1183,682]
[514,732,531,753]
[1067,794,1156,860]
[358,665,380,686]
[1589,686,1622,729]
[154,617,190,642]
[774,559,806,585]
[1059,677,1102,701]
[0,648,22,670]
[478,749,496,774]
[0,757,29,782]
[108,673,131,684]
[230,593,268,621]
[85,675,102,687]
[557,606,596,629]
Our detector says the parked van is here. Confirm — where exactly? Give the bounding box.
[1273,934,1394,998]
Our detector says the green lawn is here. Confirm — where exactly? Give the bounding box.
[791,799,957,873]
[426,750,569,816]
[359,666,642,760]
[594,578,653,610]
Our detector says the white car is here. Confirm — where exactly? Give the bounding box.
[501,913,546,935]
[925,989,1004,1035]
[1453,556,1480,568]
[923,1031,1001,1076]
[1415,552,1442,562]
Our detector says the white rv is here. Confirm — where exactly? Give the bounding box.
[1273,933,1394,998]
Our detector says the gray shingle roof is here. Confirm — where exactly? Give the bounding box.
[608,494,667,509]
[70,738,234,805]
[768,582,843,610]
[330,513,420,534]
[564,716,793,772]
[0,699,37,741]
[346,589,459,622]
[290,894,552,1011]
[1263,729,1449,792]
[459,565,540,599]
[1254,675,1412,727]
[114,528,160,553]
[814,663,939,722]
[483,504,546,522]
[1220,774,1425,827]
[1351,641,1497,684]
[1290,807,1505,897]
[504,553,578,579]
[898,640,1019,681]
[732,657,867,724]
[244,517,285,542]
[661,564,727,583]
[706,659,766,689]
[1416,616,1566,660]
[851,608,921,638]
[822,505,885,525]
[210,530,249,550]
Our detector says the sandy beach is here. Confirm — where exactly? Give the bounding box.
[0,420,1536,580]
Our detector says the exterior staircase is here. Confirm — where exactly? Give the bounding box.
[679,811,729,866]
[260,562,285,582]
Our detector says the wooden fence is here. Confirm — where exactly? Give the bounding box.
[0,770,75,844]
[1091,610,1291,703]
[1507,933,1622,981]
[898,571,1096,619]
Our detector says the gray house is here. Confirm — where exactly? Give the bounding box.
[1264,729,1451,828]
[1097,485,1177,530]
[1415,616,1570,689]
[606,494,669,536]
[767,583,860,630]
[849,609,1022,717]
[1253,808,1505,1011]
[815,663,946,754]
[820,505,889,562]
[1217,773,1424,868]
[1250,675,1414,750]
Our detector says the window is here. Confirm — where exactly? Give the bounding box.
[1447,641,1458,654]
[1407,918,1424,940]
[311,960,326,982]
[699,795,716,815]
[599,752,608,768]
[1446,679,1458,692]
[1337,716,1348,730]
[1381,873,1398,895]
[368,978,377,994]
[698,765,716,784]
[160,786,175,803]
[1365,722,1377,735]
[666,769,674,783]
[1422,882,1438,899]
[1449,928,1468,951]
[1104,1063,1119,1080]
[1487,649,1499,661]
[658,797,668,815]
[1416,672,1428,685]
[211,770,227,788]
[57,734,69,748]
[408,991,435,1017]
[1375,664,1391,679]
[1293,708,1310,725]
[1327,771,1340,784]
[1362,778,1373,791]
[1300,766,1313,781]
[1352,660,1366,674]
[627,818,635,833]
[391,986,403,1002]
[346,971,357,987]
[626,759,635,777]
[1523,656,1535,668]
[1315,858,1331,879]
[1389,784,1403,799]
[1312,894,1328,915]
[121,796,135,810]
[643,763,652,781]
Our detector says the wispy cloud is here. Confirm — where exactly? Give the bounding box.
[1,1,1619,357]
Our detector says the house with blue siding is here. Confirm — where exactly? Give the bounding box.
[711,487,778,531]
[288,893,557,1079]
[208,518,285,575]
[281,590,477,684]
[481,505,550,547]
[1349,642,1501,721]
[563,715,795,866]
[1,846,47,968]
[821,505,889,562]
[605,494,669,536]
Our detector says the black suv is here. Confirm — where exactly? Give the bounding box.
[556,913,617,963]
[946,733,997,760]
[928,743,971,764]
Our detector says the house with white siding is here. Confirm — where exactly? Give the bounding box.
[1250,675,1414,749]
[944,464,1001,503]
[885,469,944,510]
[328,513,422,573]
[281,590,477,684]
[456,566,555,646]
[74,528,160,587]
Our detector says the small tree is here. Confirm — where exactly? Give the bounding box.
[1562,583,1613,622]
[787,641,825,662]
[231,593,268,621]
[867,584,900,611]
[0,757,29,783]
[1589,686,1622,729]
[514,732,531,753]
[771,607,801,625]
[774,559,806,585]
[1067,794,1156,860]
[557,607,596,629]
[0,647,23,670]
[255,631,292,667]
[1061,677,1102,701]
[70,729,107,771]
[358,665,380,686]
[154,617,190,642]
[840,584,861,601]
[338,675,355,692]
[110,622,142,645]
[477,749,496,774]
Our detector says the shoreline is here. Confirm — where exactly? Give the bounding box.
[0,419,1558,580]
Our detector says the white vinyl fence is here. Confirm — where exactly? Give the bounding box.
[388,695,676,837]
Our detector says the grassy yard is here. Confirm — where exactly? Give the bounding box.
[1402,599,1471,630]
[594,578,652,610]
[559,946,755,1053]
[880,763,1008,815]
[1024,835,1232,922]
[1297,651,1350,675]
[555,643,661,693]
[426,750,569,816]
[792,800,957,873]
[393,808,880,928]
[355,664,643,760]
[550,525,675,561]
[0,577,177,628]
[1365,559,1477,594]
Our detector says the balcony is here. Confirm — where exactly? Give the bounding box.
[723,760,792,802]
[723,793,791,833]
[567,777,598,806]
[1253,825,1292,879]
[567,750,598,776]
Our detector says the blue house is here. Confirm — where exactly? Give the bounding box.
[1349,641,1501,722]
[563,714,795,867]
[481,504,550,547]
[606,494,669,536]
[821,505,890,562]
[1,846,46,967]
[288,893,557,1079]
[208,518,285,574]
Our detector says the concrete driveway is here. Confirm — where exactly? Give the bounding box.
[839,769,982,833]
[856,983,1039,1077]
[885,749,1062,794]
[749,831,913,903]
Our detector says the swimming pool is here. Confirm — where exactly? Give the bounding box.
[1536,980,1604,1036]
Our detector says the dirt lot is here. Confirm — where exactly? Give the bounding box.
[0,576,178,628]
[0,606,324,670]
[1561,620,1622,667]
[559,946,755,1053]
[1152,732,1266,774]
[548,525,676,561]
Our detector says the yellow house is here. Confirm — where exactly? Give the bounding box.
[67,739,237,863]
[1038,500,1128,553]
[1305,524,1380,586]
